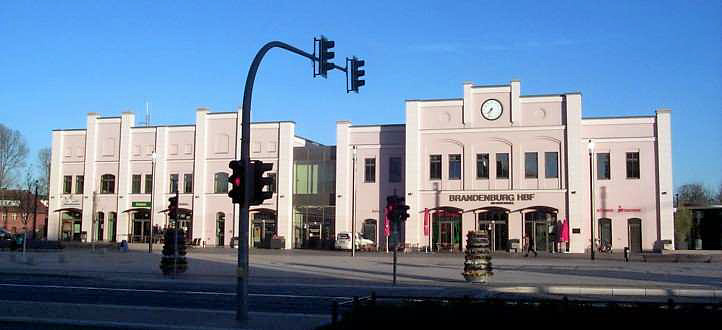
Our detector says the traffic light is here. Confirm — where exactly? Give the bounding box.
[168,195,178,220]
[396,197,410,223]
[318,36,335,77]
[349,57,365,93]
[228,160,244,204]
[250,160,274,206]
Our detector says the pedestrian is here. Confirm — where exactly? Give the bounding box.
[524,234,537,257]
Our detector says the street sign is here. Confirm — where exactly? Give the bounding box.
[132,201,152,207]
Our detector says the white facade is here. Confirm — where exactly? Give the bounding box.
[48,109,297,248]
[337,80,675,253]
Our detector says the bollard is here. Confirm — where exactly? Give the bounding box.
[624,247,630,262]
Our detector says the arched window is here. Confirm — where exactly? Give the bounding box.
[214,172,229,193]
[100,174,115,194]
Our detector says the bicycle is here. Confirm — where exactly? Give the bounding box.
[596,239,612,254]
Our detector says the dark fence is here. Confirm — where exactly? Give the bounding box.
[323,294,722,327]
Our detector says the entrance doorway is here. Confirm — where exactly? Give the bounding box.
[599,218,612,249]
[293,206,335,249]
[628,218,642,253]
[216,213,225,247]
[477,208,509,252]
[108,212,117,242]
[60,211,82,241]
[524,209,557,252]
[96,212,104,241]
[433,209,462,251]
[362,219,378,246]
[253,211,278,248]
[132,210,151,243]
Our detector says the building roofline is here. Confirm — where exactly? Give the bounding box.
[471,84,510,89]
[294,135,326,146]
[405,98,463,103]
[520,93,565,98]
[97,116,121,120]
[52,128,86,132]
[206,112,237,116]
[349,124,405,128]
[582,115,655,120]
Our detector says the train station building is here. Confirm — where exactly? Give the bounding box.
[47,79,675,253]
[336,80,674,253]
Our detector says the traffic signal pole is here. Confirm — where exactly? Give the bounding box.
[236,40,349,323]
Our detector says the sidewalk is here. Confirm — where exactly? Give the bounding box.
[0,300,329,330]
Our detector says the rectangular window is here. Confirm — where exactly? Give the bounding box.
[430,155,442,180]
[63,176,72,194]
[448,154,462,180]
[545,152,559,178]
[293,164,318,194]
[184,174,193,193]
[476,153,489,179]
[75,176,84,194]
[525,152,538,178]
[626,152,640,179]
[169,174,178,193]
[389,157,402,183]
[364,158,376,183]
[597,153,611,180]
[144,175,153,194]
[131,175,141,194]
[496,153,509,179]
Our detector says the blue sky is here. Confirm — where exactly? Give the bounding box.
[1,1,720,191]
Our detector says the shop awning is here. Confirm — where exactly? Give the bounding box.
[464,206,511,214]
[121,208,152,214]
[53,208,82,213]
[512,205,559,213]
[159,208,193,214]
[250,208,277,214]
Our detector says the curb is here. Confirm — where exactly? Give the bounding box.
[491,286,722,299]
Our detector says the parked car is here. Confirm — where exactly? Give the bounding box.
[335,231,374,250]
[0,228,14,241]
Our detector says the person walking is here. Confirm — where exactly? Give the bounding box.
[524,233,537,257]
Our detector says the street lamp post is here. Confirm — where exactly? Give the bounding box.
[32,180,38,240]
[588,140,595,261]
[351,146,357,257]
[150,152,157,253]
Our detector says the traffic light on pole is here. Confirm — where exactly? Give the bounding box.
[250,160,274,206]
[397,198,410,223]
[350,57,365,93]
[168,196,178,220]
[318,36,335,78]
[228,160,244,204]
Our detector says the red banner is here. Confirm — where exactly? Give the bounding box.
[384,205,391,237]
[423,208,430,236]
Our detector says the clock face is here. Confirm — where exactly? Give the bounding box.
[481,99,503,120]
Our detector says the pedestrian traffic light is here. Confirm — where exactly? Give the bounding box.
[318,36,335,77]
[168,196,178,220]
[250,160,274,206]
[228,160,245,204]
[349,57,365,93]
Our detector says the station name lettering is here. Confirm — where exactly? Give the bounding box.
[448,193,534,202]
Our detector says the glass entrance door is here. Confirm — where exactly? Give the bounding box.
[525,210,557,252]
[433,212,462,251]
[478,210,509,251]
[216,219,225,246]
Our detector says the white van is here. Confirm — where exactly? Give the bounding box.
[335,231,374,250]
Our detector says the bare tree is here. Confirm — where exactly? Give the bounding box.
[36,147,51,197]
[676,183,712,206]
[0,124,29,190]
[16,169,39,253]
